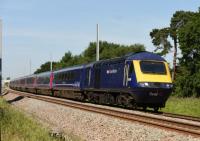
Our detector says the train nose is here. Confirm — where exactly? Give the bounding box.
[133,88,172,108]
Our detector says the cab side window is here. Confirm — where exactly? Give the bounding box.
[128,62,134,77]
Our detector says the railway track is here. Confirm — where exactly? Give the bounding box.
[7,89,200,137]
[130,109,200,123]
[162,112,200,123]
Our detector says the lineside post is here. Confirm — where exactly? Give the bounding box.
[96,24,99,61]
[0,19,2,95]
[50,53,52,71]
[0,19,2,141]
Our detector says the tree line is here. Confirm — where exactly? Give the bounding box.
[34,41,145,73]
[34,8,200,97]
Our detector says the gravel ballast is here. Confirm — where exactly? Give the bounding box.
[3,93,200,141]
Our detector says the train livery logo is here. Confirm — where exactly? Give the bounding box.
[106,69,117,74]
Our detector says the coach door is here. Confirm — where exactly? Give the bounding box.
[124,61,132,87]
[85,68,91,87]
[94,64,101,88]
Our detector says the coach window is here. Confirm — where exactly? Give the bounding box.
[29,78,32,84]
[61,73,64,81]
[70,71,74,81]
[63,73,65,80]
[42,77,45,84]
[43,77,46,84]
[40,77,44,84]
[58,74,61,82]
[67,72,70,81]
[72,72,74,80]
[64,72,67,81]
[37,77,41,84]
[46,77,49,84]
[59,74,62,83]
[72,72,75,80]
[55,74,59,83]
[70,72,73,81]
[65,72,68,81]
[62,73,65,81]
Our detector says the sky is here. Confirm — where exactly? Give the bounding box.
[1,0,200,79]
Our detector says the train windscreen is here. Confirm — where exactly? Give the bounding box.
[140,61,166,74]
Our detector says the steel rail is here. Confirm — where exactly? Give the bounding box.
[162,112,200,123]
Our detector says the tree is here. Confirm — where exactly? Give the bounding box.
[150,11,196,80]
[150,28,172,56]
[167,9,200,97]
[82,41,145,61]
[55,51,73,69]
[34,61,57,74]
[175,12,200,97]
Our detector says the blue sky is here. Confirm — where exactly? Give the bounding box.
[1,0,200,79]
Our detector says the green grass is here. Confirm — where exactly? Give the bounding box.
[162,96,200,117]
[0,97,80,141]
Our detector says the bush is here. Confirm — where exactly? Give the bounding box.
[174,68,200,97]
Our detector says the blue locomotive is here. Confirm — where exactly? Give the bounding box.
[10,52,173,111]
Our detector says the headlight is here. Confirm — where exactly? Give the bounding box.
[138,82,173,88]
[138,82,150,87]
[165,83,173,88]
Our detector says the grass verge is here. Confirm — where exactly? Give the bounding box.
[162,96,200,117]
[0,97,80,141]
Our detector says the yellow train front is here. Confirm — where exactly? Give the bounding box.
[126,52,172,111]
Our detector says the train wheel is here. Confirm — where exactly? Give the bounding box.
[154,107,159,112]
[142,106,147,111]
[116,95,126,107]
[107,94,115,105]
[51,90,54,96]
[79,93,86,101]
[88,93,99,104]
[116,94,134,108]
[132,101,137,110]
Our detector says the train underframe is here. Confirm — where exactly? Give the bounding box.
[82,88,171,112]
[11,87,171,112]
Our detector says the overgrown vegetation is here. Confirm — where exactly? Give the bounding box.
[34,41,145,74]
[162,96,200,117]
[0,98,78,141]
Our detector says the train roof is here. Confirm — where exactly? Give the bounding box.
[126,52,166,61]
[53,65,84,74]
[11,74,36,81]
[36,71,51,77]
[93,51,165,65]
[11,52,166,81]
